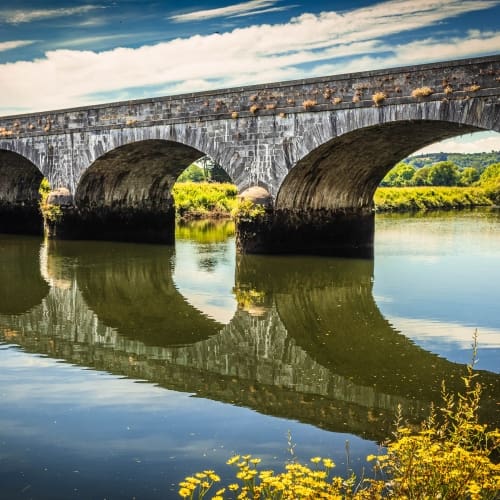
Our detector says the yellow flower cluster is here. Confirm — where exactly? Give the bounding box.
[178,339,499,499]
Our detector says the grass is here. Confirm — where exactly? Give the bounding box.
[374,186,492,212]
[172,182,239,219]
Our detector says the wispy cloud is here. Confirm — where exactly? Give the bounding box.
[415,132,500,154]
[169,0,281,22]
[0,40,34,52]
[0,5,105,25]
[0,0,498,114]
[230,6,297,18]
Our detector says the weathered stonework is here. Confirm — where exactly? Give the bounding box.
[0,55,499,252]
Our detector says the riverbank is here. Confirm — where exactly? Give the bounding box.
[374,186,493,212]
[172,181,238,220]
[173,182,494,217]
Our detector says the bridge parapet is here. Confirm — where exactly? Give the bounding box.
[0,55,499,138]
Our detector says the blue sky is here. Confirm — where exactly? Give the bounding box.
[1,0,499,150]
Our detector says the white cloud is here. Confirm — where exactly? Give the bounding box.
[169,0,280,22]
[0,40,34,52]
[0,0,498,114]
[0,5,105,24]
[230,6,297,18]
[414,132,500,154]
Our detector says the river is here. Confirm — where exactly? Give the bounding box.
[0,210,499,499]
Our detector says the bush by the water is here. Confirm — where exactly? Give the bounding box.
[374,186,492,212]
[173,182,239,218]
[479,163,500,205]
[179,337,499,499]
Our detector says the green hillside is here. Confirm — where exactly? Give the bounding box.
[406,152,500,172]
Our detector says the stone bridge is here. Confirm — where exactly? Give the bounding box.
[0,55,499,255]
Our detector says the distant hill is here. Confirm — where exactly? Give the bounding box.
[406,152,500,171]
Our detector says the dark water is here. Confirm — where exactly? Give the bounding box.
[0,212,499,499]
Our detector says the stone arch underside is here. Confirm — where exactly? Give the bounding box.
[58,139,205,242]
[0,149,44,234]
[276,120,481,211]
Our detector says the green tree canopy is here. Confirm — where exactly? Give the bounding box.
[177,163,206,183]
[380,163,416,187]
[479,163,500,184]
[413,166,432,186]
[459,167,480,186]
[427,161,460,186]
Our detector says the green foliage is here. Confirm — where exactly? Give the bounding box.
[380,163,416,187]
[460,166,481,186]
[177,164,206,183]
[427,161,460,186]
[407,151,500,171]
[412,165,432,186]
[479,163,500,205]
[38,178,62,223]
[179,336,500,499]
[172,181,238,218]
[374,186,492,212]
[479,162,500,184]
[178,158,232,184]
[231,199,267,221]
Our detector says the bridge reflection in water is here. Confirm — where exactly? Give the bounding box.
[0,234,498,442]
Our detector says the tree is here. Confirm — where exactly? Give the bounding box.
[479,162,500,184]
[177,163,206,182]
[459,167,480,186]
[380,163,416,187]
[479,163,500,205]
[427,161,460,186]
[413,166,432,186]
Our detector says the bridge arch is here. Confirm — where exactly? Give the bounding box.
[276,119,483,212]
[58,139,207,242]
[0,149,44,234]
[235,97,498,256]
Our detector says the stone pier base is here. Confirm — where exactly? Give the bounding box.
[0,202,43,235]
[46,206,176,244]
[236,208,375,258]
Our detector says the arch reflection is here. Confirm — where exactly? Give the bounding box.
[0,237,498,441]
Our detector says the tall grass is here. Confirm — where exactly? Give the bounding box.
[173,182,239,219]
[374,186,492,212]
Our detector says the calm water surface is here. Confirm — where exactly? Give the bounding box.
[0,212,499,499]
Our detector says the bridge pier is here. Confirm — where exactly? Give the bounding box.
[46,204,176,244]
[236,207,374,258]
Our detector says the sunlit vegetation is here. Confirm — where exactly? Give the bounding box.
[376,159,500,211]
[38,178,62,223]
[179,337,499,499]
[374,186,492,212]
[172,182,239,219]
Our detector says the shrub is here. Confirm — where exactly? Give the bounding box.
[411,86,434,98]
[172,182,238,218]
[38,178,63,223]
[372,92,386,106]
[374,186,492,212]
[231,198,266,221]
[479,163,500,205]
[302,99,317,110]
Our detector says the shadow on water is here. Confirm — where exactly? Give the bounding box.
[0,234,498,441]
[0,235,49,314]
